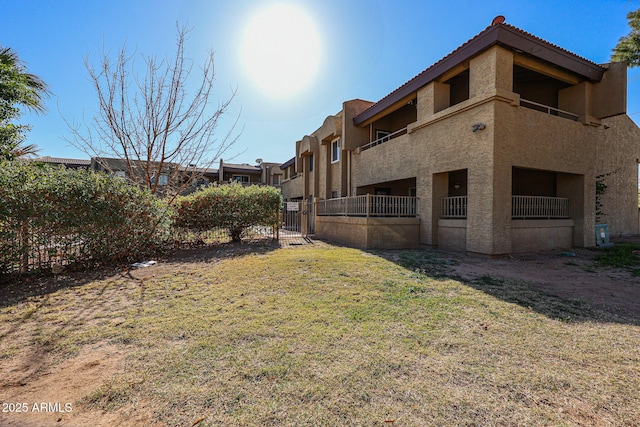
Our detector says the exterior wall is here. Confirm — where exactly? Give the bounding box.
[437,219,466,252]
[596,114,640,236]
[281,174,304,200]
[511,220,575,253]
[315,216,420,249]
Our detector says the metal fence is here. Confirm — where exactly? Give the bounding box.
[0,225,85,274]
[512,195,570,219]
[440,195,570,220]
[317,195,417,217]
[0,225,277,275]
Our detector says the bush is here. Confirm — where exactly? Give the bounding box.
[0,161,173,273]
[175,183,282,241]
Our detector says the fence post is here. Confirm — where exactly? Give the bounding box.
[366,194,370,218]
[20,222,29,273]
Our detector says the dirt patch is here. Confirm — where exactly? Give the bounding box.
[0,343,144,427]
[447,246,640,320]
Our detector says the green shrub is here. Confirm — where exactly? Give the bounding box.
[175,183,281,241]
[0,161,173,273]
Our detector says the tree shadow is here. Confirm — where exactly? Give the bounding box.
[372,249,640,326]
[0,239,281,308]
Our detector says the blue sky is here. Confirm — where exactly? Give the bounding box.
[2,0,639,165]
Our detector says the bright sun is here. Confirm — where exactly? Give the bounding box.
[240,3,322,99]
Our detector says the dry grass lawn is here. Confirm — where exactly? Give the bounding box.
[0,242,639,426]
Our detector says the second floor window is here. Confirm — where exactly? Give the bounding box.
[331,139,340,163]
[309,154,314,172]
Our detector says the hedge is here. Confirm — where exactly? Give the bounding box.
[0,161,173,273]
[174,183,282,241]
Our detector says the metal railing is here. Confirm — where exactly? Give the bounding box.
[512,195,570,219]
[520,99,579,121]
[317,194,417,217]
[441,195,570,219]
[360,127,408,151]
[441,196,467,218]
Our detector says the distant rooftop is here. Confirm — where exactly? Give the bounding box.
[31,156,91,166]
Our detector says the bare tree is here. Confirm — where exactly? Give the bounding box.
[67,25,239,202]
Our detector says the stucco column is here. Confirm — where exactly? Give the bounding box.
[417,173,434,246]
[470,46,513,98]
[417,81,451,121]
[466,163,511,256]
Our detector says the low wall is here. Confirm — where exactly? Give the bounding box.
[315,216,420,249]
[511,219,575,253]
[437,219,467,252]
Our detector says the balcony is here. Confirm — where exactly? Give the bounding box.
[317,194,417,217]
[441,195,570,219]
[520,99,579,121]
[360,127,408,152]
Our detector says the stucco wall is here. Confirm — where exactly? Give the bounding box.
[315,216,420,249]
[281,174,304,200]
[511,220,575,253]
[437,219,467,252]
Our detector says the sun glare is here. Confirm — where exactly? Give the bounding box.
[240,3,322,99]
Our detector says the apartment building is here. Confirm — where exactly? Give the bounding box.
[280,18,640,255]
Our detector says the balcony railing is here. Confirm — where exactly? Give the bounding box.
[317,194,417,217]
[512,195,570,219]
[441,195,570,219]
[441,196,467,218]
[360,127,408,151]
[520,99,579,121]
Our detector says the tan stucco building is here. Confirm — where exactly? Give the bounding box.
[280,19,640,255]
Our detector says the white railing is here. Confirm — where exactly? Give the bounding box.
[317,194,417,217]
[360,127,408,151]
[520,99,579,121]
[512,195,570,219]
[441,195,570,219]
[441,196,467,218]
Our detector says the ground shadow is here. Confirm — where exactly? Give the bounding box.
[373,248,640,326]
[0,239,281,308]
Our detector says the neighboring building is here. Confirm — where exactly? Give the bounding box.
[30,156,91,170]
[29,156,283,194]
[284,18,640,255]
[218,159,284,187]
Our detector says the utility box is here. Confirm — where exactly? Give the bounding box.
[595,223,614,248]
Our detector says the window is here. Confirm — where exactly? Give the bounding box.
[309,154,314,172]
[232,175,250,183]
[273,175,281,185]
[114,170,126,179]
[331,190,339,199]
[331,138,340,163]
[158,174,168,186]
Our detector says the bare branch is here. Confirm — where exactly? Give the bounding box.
[64,24,240,202]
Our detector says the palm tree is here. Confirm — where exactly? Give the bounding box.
[0,46,49,160]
